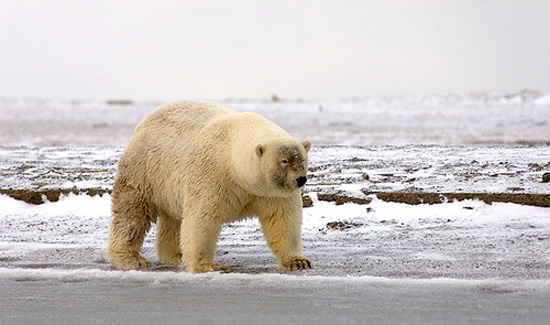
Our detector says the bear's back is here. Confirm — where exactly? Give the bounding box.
[135,101,235,136]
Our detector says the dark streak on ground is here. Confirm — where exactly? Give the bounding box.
[2,187,548,207]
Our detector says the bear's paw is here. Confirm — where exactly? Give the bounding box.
[110,254,152,270]
[187,262,228,273]
[278,257,314,271]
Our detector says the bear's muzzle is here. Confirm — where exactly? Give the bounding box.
[296,176,307,188]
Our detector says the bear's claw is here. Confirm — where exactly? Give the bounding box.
[278,257,314,271]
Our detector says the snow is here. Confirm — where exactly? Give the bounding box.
[1,91,550,289]
[534,94,550,105]
[1,192,109,218]
[2,266,550,291]
[307,145,550,194]
[1,192,549,281]
[2,144,548,197]
[2,90,550,146]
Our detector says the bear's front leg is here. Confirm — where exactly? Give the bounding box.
[179,214,228,273]
[257,196,314,271]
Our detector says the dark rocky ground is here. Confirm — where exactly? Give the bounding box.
[1,144,548,206]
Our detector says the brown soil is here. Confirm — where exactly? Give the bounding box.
[326,221,365,230]
[302,195,313,207]
[363,191,550,207]
[0,188,110,205]
[0,188,318,208]
[1,188,548,208]
[317,193,373,205]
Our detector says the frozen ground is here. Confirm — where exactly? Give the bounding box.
[2,90,550,146]
[2,269,550,324]
[2,191,550,323]
[1,191,550,280]
[1,92,550,323]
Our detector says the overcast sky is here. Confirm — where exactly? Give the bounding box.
[1,1,549,100]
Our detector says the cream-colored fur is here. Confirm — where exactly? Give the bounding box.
[107,101,313,273]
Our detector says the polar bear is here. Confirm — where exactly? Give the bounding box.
[107,101,313,273]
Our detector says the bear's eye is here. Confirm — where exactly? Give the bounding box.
[281,159,288,164]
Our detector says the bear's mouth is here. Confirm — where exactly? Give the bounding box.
[274,177,295,192]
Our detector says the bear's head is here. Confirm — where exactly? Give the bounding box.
[251,140,311,197]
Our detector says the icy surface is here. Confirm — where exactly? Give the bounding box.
[308,145,550,195]
[1,92,549,291]
[1,145,549,196]
[1,193,549,281]
[2,90,550,146]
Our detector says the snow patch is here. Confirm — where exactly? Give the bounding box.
[2,267,550,292]
[1,193,550,280]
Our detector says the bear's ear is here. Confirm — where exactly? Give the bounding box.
[302,141,311,153]
[255,144,266,157]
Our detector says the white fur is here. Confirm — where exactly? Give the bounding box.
[107,101,313,273]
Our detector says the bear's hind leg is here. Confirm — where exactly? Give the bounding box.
[156,215,181,265]
[107,188,153,270]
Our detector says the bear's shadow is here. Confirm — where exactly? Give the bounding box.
[145,263,279,274]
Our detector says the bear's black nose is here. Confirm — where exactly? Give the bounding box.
[296,176,307,187]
